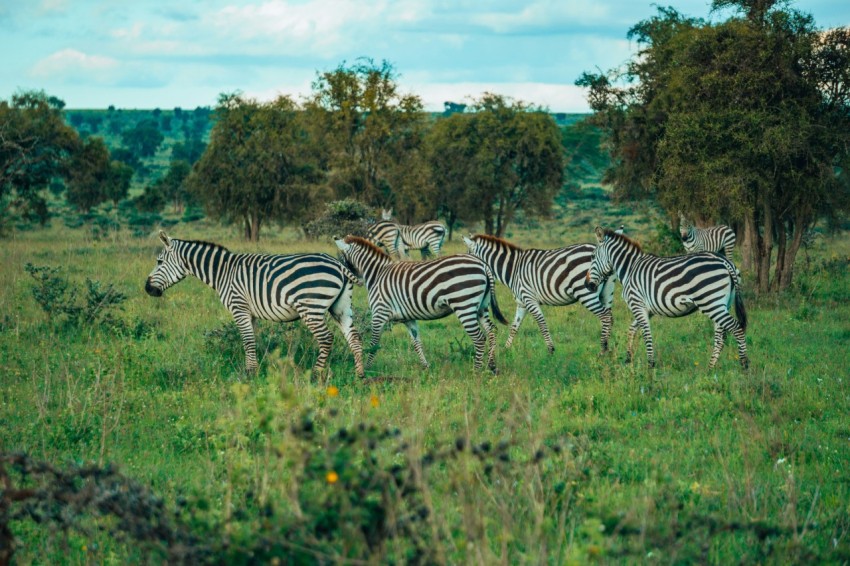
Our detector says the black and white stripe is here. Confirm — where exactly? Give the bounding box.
[335,235,508,372]
[463,234,615,354]
[585,227,749,369]
[679,214,736,258]
[367,208,447,259]
[145,231,364,378]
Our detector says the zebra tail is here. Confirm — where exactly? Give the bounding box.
[729,263,747,332]
[486,269,509,325]
[341,265,363,287]
[734,287,748,332]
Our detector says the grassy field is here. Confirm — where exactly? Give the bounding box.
[1,215,849,564]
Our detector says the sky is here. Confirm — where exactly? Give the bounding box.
[1,0,848,112]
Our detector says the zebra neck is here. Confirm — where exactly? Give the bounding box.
[611,246,642,284]
[358,255,393,288]
[489,249,519,286]
[177,242,232,292]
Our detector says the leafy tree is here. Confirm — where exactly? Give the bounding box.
[171,138,206,164]
[427,94,563,236]
[188,93,319,241]
[65,136,111,212]
[121,119,164,158]
[103,160,133,206]
[304,59,430,212]
[0,90,78,226]
[578,1,850,292]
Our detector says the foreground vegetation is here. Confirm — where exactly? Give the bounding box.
[1,215,848,563]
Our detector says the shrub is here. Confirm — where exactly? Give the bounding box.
[303,199,373,240]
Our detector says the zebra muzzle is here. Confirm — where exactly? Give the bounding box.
[145,279,163,297]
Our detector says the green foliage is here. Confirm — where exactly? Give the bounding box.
[580,3,850,291]
[188,93,318,241]
[120,118,164,158]
[0,90,79,227]
[426,93,564,236]
[25,263,128,332]
[305,59,430,217]
[303,198,373,240]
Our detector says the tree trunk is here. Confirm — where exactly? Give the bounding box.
[250,213,261,242]
[779,215,806,291]
[741,213,757,273]
[244,216,251,240]
[772,220,786,292]
[756,201,774,294]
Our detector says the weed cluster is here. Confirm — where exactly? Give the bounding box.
[25,263,156,338]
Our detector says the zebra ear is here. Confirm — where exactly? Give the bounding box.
[159,230,172,249]
[334,238,350,252]
[594,226,605,243]
[381,208,393,221]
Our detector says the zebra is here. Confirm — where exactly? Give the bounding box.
[679,213,736,258]
[462,234,615,354]
[585,227,748,369]
[144,231,365,378]
[334,235,508,372]
[367,208,447,260]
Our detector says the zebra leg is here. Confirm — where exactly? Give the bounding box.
[637,313,655,368]
[625,319,640,364]
[524,299,554,354]
[403,321,430,369]
[296,304,334,380]
[505,303,527,349]
[329,290,365,379]
[232,311,259,373]
[367,309,390,369]
[599,309,613,353]
[456,310,487,371]
[709,325,727,369]
[479,310,498,374]
[707,309,749,370]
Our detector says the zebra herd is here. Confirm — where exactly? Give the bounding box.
[144,213,749,377]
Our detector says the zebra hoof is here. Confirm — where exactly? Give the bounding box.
[547,346,555,355]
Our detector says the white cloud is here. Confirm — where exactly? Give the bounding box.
[30,48,118,80]
[471,1,610,33]
[207,0,391,56]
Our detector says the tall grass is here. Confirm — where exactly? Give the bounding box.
[1,220,848,563]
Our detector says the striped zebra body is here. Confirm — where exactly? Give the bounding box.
[680,216,736,258]
[463,234,615,353]
[585,227,748,369]
[369,209,447,259]
[335,235,507,372]
[145,231,364,378]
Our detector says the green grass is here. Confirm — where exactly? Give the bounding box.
[1,218,849,563]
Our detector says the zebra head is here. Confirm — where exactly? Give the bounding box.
[145,231,188,297]
[585,226,615,293]
[334,235,392,281]
[462,234,478,254]
[678,212,693,240]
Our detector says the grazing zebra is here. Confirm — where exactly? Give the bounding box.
[462,234,615,354]
[144,231,365,378]
[679,213,736,258]
[334,235,508,372]
[367,208,447,260]
[585,227,749,369]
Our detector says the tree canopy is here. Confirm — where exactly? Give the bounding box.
[188,93,319,241]
[578,0,850,291]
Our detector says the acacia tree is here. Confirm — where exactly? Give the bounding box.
[0,90,78,226]
[579,0,850,292]
[304,59,431,215]
[188,93,318,241]
[427,94,563,237]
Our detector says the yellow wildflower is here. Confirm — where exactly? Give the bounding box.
[326,385,339,397]
[326,471,339,484]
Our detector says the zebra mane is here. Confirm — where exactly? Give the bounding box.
[176,239,232,253]
[344,235,390,258]
[603,229,642,252]
[473,234,523,251]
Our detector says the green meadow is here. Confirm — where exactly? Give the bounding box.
[1,216,849,563]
